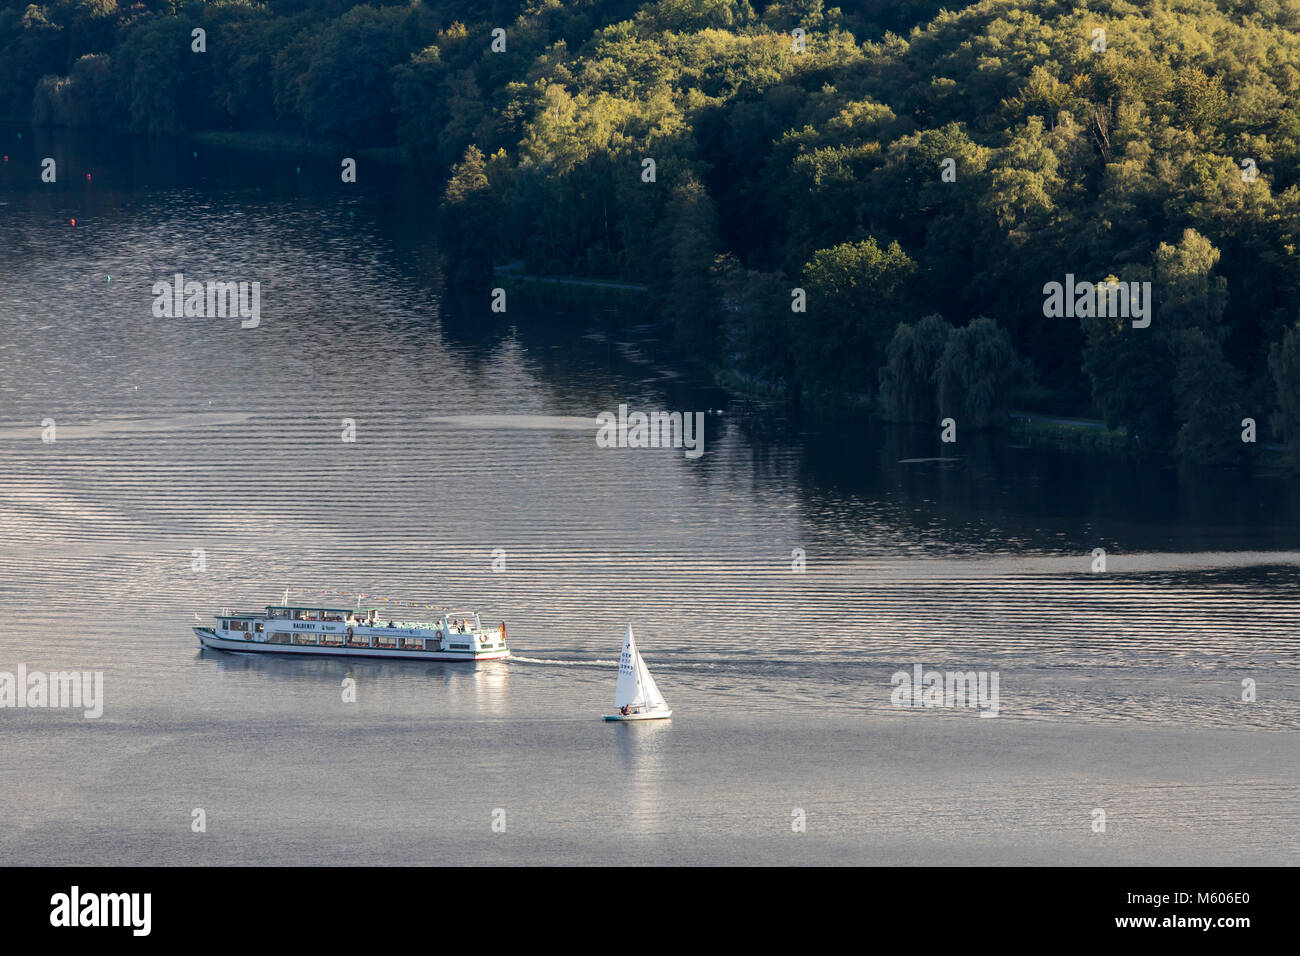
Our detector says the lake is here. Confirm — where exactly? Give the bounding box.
[0,128,1296,864]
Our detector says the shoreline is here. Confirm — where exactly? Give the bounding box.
[30,122,1286,469]
[190,129,407,165]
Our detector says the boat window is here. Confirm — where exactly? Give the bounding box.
[322,612,343,622]
[254,623,264,632]
[293,632,318,645]
[268,608,289,620]
[400,638,423,650]
[296,609,318,621]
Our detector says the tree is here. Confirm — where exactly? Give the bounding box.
[298,5,422,144]
[712,253,792,390]
[934,317,1020,429]
[635,0,757,32]
[662,172,723,362]
[1269,323,1300,470]
[111,16,207,134]
[878,313,953,422]
[1084,230,1231,455]
[1152,229,1229,333]
[1173,328,1246,466]
[985,116,1063,233]
[440,145,508,283]
[797,237,915,396]
[393,46,449,168]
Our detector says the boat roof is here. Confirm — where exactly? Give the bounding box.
[266,604,380,614]
[217,604,478,617]
[263,604,477,615]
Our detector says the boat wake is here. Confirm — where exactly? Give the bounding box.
[510,656,619,667]
[511,654,718,670]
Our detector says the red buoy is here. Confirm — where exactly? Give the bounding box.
[70,219,76,227]
[86,173,91,181]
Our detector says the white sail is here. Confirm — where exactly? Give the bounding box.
[636,649,668,711]
[614,624,644,709]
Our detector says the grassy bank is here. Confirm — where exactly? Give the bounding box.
[1008,418,1130,455]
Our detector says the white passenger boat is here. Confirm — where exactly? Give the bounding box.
[603,625,671,721]
[194,599,510,662]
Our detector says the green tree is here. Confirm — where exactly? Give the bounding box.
[878,313,953,422]
[1084,230,1230,455]
[712,253,792,390]
[797,237,915,396]
[661,172,723,362]
[1269,323,1300,470]
[111,16,206,134]
[393,45,449,168]
[1172,328,1246,466]
[440,144,508,283]
[1153,228,1229,333]
[934,317,1019,429]
[985,116,1063,233]
[299,5,422,144]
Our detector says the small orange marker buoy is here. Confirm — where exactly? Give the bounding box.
[70,219,76,227]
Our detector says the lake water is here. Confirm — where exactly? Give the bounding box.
[1,128,1297,864]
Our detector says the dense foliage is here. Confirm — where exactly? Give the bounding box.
[8,0,1300,464]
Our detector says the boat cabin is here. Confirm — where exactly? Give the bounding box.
[209,605,502,653]
[264,605,381,624]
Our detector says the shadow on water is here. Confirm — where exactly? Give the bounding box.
[195,646,512,688]
[732,410,1300,556]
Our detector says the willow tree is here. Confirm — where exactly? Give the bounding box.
[878,313,953,422]
[934,317,1019,429]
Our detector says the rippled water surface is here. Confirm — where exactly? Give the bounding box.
[1,129,1297,864]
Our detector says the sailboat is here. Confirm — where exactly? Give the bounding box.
[603,625,672,721]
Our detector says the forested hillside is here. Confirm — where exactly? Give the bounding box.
[7,0,1300,465]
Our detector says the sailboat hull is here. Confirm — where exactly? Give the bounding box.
[602,710,672,721]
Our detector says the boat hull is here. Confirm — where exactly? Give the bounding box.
[602,710,672,721]
[194,627,510,662]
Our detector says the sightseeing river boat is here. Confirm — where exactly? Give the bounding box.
[194,602,511,662]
